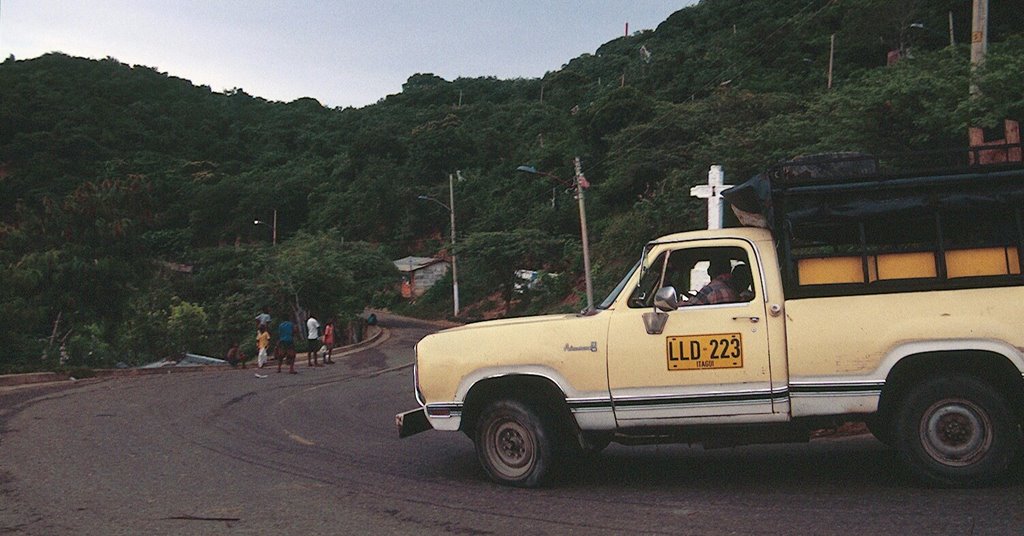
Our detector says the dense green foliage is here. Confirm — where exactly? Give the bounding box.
[1,0,1022,371]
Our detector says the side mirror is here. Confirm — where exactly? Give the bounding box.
[653,286,679,312]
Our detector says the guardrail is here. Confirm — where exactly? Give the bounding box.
[0,324,385,389]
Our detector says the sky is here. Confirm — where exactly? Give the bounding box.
[0,1,697,109]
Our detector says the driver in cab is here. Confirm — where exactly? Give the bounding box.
[681,258,748,306]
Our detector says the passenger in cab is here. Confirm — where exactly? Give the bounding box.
[730,263,754,301]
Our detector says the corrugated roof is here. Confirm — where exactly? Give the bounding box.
[393,256,446,272]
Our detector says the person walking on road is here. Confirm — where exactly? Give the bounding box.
[322,318,336,364]
[277,318,297,374]
[256,324,270,368]
[306,314,321,367]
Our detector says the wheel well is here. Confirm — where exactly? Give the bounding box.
[460,375,576,438]
[877,351,1024,424]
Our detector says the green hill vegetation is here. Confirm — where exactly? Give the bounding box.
[1,0,1022,372]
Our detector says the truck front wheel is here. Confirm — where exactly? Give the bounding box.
[894,375,1021,487]
[474,399,554,487]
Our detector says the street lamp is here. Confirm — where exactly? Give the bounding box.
[253,208,277,245]
[516,157,594,312]
[417,173,460,317]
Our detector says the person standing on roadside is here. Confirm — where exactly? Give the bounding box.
[256,324,270,368]
[225,342,247,368]
[277,317,297,374]
[306,314,321,367]
[322,318,336,364]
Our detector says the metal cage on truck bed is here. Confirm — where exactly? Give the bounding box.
[723,154,1024,299]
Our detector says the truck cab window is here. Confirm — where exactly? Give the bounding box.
[628,246,755,308]
[675,246,754,307]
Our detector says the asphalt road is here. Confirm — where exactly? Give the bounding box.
[1,313,1022,535]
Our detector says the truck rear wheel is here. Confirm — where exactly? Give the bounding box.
[894,375,1021,487]
[474,399,554,487]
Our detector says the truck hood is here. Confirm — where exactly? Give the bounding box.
[415,309,611,404]
[439,311,597,333]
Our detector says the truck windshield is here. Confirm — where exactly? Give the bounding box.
[597,260,640,309]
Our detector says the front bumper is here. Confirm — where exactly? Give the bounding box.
[395,407,432,438]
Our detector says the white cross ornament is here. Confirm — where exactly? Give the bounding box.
[689,165,732,230]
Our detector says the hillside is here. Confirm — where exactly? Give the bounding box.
[1,0,1022,371]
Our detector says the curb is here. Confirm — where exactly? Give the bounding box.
[330,324,385,354]
[0,325,386,389]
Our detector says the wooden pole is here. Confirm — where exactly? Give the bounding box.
[574,157,594,312]
[948,11,955,47]
[449,173,460,317]
[970,0,988,97]
[827,34,835,89]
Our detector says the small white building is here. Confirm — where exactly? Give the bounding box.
[394,256,449,298]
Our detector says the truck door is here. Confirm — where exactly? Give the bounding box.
[606,239,779,425]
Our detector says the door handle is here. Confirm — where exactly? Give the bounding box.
[732,316,760,323]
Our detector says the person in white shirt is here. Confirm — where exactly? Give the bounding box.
[306,315,321,367]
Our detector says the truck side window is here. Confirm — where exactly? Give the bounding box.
[628,246,755,308]
[677,246,755,307]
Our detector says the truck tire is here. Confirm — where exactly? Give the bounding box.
[894,374,1021,487]
[474,399,554,487]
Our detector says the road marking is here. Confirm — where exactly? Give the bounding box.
[283,429,315,446]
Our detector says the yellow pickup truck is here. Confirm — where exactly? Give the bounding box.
[398,158,1024,488]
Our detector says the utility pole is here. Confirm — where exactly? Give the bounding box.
[417,177,460,318]
[514,161,593,311]
[948,11,956,47]
[254,209,277,245]
[970,0,988,97]
[827,34,835,89]
[449,172,460,317]
[574,157,594,312]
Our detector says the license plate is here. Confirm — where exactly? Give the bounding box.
[666,333,743,370]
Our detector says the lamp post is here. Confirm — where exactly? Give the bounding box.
[417,174,460,317]
[253,208,277,245]
[516,157,594,312]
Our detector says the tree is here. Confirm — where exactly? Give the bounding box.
[260,232,397,323]
[459,229,567,309]
[1,1,1021,369]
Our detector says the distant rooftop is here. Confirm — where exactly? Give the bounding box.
[393,256,446,273]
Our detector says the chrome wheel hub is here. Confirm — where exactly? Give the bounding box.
[921,399,991,466]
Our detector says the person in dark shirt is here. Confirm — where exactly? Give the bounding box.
[276,319,298,374]
[730,263,755,301]
[225,343,247,368]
